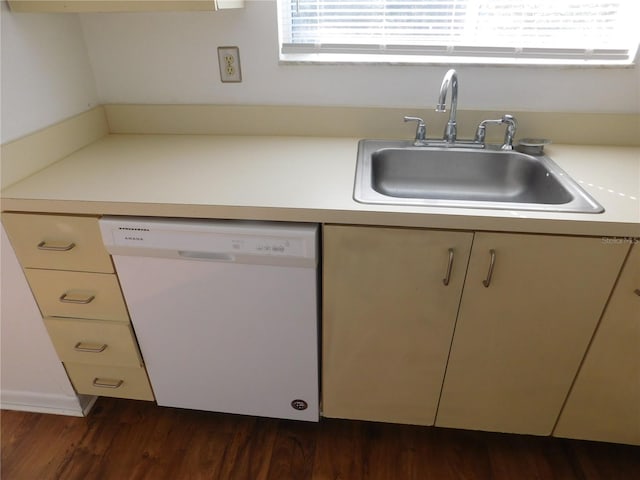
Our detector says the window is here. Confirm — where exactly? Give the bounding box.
[278,0,640,65]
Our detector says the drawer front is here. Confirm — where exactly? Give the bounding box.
[2,213,113,273]
[25,269,129,321]
[44,317,142,367]
[64,363,154,401]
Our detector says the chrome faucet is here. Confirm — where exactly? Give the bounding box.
[474,114,518,150]
[436,69,458,144]
[401,69,519,149]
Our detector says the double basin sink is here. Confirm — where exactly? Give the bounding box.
[354,140,604,213]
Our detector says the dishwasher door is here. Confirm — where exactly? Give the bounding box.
[100,217,319,421]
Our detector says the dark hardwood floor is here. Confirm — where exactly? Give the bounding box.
[2,397,639,480]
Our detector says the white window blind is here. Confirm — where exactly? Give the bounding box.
[278,0,639,65]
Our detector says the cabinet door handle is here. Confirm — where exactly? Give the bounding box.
[74,342,107,353]
[482,249,496,288]
[59,293,95,304]
[634,289,640,297]
[442,248,455,286]
[92,378,124,389]
[37,241,76,252]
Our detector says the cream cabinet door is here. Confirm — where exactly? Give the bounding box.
[436,232,630,435]
[44,317,143,367]
[65,363,154,401]
[322,225,473,425]
[2,213,113,273]
[24,269,129,322]
[554,244,640,445]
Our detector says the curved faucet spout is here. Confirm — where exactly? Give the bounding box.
[436,69,458,143]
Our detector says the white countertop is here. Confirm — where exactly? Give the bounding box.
[2,134,639,236]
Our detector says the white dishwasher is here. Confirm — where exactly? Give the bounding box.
[99,217,319,421]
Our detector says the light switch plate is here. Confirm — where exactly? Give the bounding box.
[217,46,242,83]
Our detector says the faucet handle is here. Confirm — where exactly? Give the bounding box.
[403,116,427,145]
[474,114,518,149]
[474,118,502,144]
[501,115,518,150]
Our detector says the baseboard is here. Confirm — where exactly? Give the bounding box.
[0,390,89,417]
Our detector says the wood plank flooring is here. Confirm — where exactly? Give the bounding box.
[2,397,639,480]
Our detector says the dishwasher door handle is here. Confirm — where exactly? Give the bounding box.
[178,251,235,262]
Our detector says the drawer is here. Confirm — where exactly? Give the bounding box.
[25,269,129,321]
[44,317,142,367]
[64,363,154,401]
[2,213,113,273]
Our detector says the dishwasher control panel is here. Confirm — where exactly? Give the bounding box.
[100,217,318,266]
[232,237,300,255]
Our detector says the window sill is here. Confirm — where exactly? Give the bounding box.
[279,52,636,68]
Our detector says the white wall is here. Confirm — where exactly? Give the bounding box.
[80,0,640,113]
[0,2,99,143]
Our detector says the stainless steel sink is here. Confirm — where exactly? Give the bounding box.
[354,140,604,213]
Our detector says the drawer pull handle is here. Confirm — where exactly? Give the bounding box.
[59,293,95,304]
[37,241,76,252]
[442,248,454,286]
[482,249,497,288]
[74,342,107,353]
[92,378,124,389]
